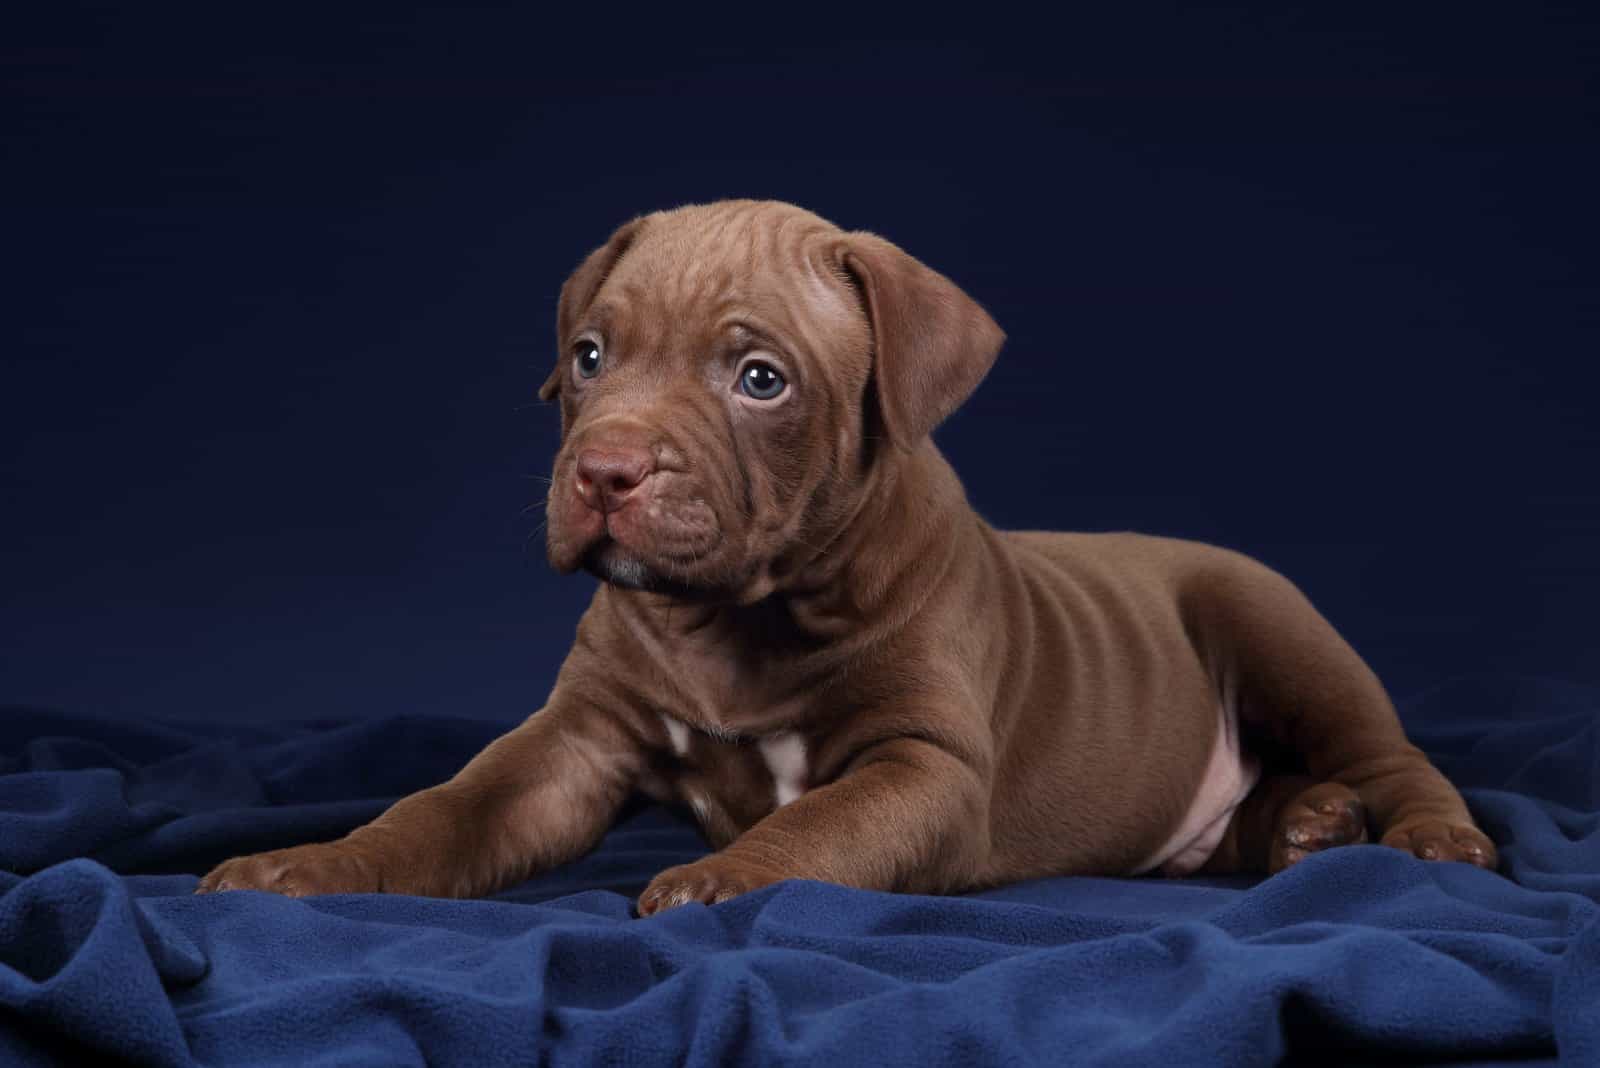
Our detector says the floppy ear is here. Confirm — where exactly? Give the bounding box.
[540,216,647,402]
[836,231,1006,448]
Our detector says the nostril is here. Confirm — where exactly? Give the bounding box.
[574,469,597,501]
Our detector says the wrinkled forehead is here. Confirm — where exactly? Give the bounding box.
[590,204,866,360]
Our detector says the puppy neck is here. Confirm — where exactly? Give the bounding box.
[765,441,979,641]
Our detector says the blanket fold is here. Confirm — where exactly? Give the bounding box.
[2,676,1596,1066]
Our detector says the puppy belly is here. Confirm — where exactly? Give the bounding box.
[1133,692,1260,876]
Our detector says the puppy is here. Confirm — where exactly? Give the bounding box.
[200,200,1495,911]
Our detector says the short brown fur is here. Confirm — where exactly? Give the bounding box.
[200,200,1494,911]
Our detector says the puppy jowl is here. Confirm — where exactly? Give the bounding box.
[199,200,1495,910]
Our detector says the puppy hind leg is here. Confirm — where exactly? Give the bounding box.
[1181,553,1497,872]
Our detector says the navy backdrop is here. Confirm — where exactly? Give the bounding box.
[4,6,1597,724]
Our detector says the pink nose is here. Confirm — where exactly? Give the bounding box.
[574,447,654,512]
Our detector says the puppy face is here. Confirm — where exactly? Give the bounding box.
[540,200,1005,603]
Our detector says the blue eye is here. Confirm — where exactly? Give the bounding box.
[739,361,786,400]
[574,339,602,378]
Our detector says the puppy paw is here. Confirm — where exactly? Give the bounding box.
[1270,782,1369,873]
[637,857,781,916]
[197,842,386,897]
[1381,818,1498,870]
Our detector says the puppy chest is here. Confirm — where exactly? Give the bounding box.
[645,712,812,845]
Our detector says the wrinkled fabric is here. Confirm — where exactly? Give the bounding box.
[1,676,1595,1066]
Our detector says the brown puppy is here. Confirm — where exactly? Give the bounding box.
[199,200,1496,912]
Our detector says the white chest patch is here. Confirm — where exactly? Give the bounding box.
[660,713,691,757]
[687,791,710,823]
[758,732,808,808]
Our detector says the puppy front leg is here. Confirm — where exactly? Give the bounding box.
[198,699,644,899]
[638,737,989,914]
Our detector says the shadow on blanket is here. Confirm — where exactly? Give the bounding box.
[2,676,1596,1066]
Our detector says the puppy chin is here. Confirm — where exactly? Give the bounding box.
[583,544,655,590]
[580,541,734,603]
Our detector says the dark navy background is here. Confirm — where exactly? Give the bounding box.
[4,6,1597,723]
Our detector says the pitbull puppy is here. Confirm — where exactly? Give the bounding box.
[199,200,1495,912]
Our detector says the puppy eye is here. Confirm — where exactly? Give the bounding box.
[574,339,603,379]
[739,361,786,401]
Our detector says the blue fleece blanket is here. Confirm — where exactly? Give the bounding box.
[2,676,1596,1066]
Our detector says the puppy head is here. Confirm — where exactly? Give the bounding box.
[541,199,1004,603]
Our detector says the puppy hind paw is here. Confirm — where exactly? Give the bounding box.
[1270,782,1369,873]
[1380,819,1498,870]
